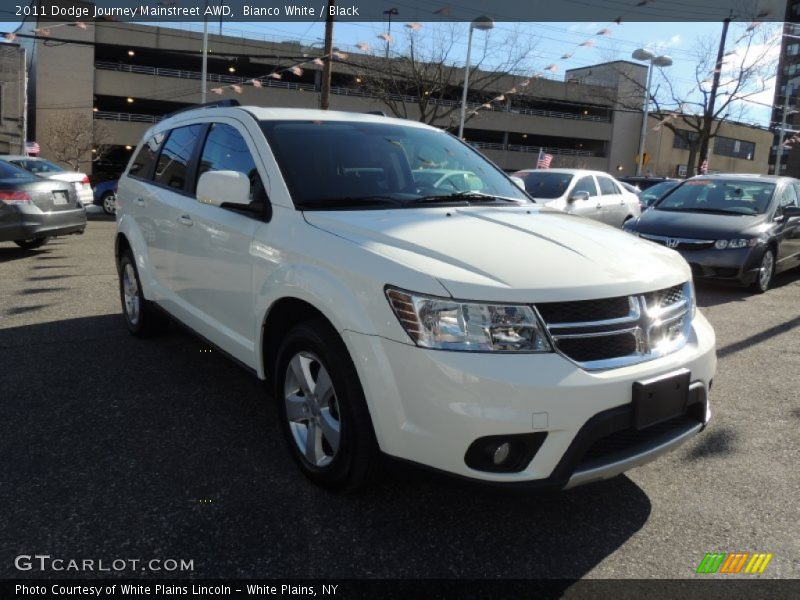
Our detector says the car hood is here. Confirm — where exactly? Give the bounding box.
[634,209,767,238]
[304,205,689,302]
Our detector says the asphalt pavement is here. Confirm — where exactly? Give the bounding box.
[1,217,798,580]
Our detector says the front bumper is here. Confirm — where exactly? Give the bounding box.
[0,208,87,242]
[344,311,716,488]
[677,246,763,285]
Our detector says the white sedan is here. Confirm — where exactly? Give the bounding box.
[512,168,641,227]
[0,156,94,208]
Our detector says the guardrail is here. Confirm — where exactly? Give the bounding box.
[94,111,162,123]
[471,141,600,157]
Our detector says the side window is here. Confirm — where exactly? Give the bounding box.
[197,123,264,201]
[128,132,165,180]
[597,176,619,195]
[153,124,204,191]
[572,175,598,197]
[780,184,798,208]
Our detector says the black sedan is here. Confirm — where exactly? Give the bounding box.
[0,160,86,249]
[624,175,800,292]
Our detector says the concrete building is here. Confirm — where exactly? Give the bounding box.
[22,12,647,180]
[0,43,27,155]
[771,0,800,176]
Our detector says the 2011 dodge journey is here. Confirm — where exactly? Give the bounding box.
[115,103,716,491]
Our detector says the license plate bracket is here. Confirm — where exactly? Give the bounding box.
[632,369,690,430]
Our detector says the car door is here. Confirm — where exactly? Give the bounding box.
[775,183,800,269]
[143,123,206,316]
[170,120,266,363]
[566,174,603,222]
[596,175,626,226]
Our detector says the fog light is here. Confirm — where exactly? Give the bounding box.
[493,442,511,465]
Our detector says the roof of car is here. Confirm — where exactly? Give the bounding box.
[162,106,435,130]
[691,174,789,183]
[0,155,42,160]
[516,168,612,176]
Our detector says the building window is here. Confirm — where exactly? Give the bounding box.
[788,44,800,56]
[713,136,755,160]
[673,130,699,150]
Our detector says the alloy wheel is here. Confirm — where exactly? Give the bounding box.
[122,263,140,325]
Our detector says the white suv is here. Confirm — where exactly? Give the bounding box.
[115,104,716,491]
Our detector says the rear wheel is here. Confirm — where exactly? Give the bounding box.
[101,191,117,215]
[14,237,50,249]
[751,248,775,293]
[118,249,167,337]
[275,318,379,491]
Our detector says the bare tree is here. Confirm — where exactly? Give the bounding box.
[41,112,111,171]
[357,24,538,129]
[609,23,778,175]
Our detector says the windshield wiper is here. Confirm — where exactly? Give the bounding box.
[658,207,750,216]
[300,196,407,209]
[413,191,526,205]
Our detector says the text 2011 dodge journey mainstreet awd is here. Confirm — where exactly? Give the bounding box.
[115,104,716,491]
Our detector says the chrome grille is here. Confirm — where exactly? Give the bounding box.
[640,233,714,251]
[536,282,693,370]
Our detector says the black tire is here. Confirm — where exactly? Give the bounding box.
[14,237,50,249]
[101,191,117,215]
[751,248,775,293]
[274,318,379,491]
[117,249,168,337]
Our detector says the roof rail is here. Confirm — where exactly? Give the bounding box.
[162,99,241,119]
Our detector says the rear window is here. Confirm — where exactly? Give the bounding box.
[9,158,64,174]
[153,125,204,191]
[129,132,165,180]
[0,161,35,179]
[517,172,573,199]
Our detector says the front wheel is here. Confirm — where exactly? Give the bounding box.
[751,248,775,293]
[14,237,49,249]
[275,319,379,491]
[118,249,168,337]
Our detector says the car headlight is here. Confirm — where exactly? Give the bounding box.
[385,287,552,352]
[714,238,758,249]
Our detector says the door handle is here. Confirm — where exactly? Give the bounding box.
[178,215,193,227]
[134,198,146,207]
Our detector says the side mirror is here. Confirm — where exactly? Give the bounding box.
[782,206,800,218]
[568,191,590,203]
[197,170,250,208]
[509,176,526,191]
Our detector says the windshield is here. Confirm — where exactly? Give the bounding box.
[259,120,529,209]
[639,180,679,206]
[10,158,66,174]
[0,161,37,180]
[655,179,775,215]
[515,172,573,199]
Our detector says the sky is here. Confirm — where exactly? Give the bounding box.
[0,17,782,127]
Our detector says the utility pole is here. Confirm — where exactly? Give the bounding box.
[201,0,208,103]
[320,0,335,110]
[696,15,731,175]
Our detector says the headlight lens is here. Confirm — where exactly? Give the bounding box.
[714,238,757,250]
[385,287,552,352]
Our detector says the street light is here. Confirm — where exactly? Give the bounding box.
[632,48,672,176]
[383,8,398,58]
[457,15,494,140]
[775,76,800,174]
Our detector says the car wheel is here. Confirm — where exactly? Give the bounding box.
[101,191,117,215]
[14,237,50,249]
[751,248,775,293]
[275,318,379,491]
[118,249,167,337]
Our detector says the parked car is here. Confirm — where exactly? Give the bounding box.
[637,179,681,210]
[0,156,94,208]
[412,169,483,192]
[93,180,118,215]
[116,105,716,491]
[624,175,800,292]
[0,159,86,249]
[511,168,640,227]
[618,176,678,191]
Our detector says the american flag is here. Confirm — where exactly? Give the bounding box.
[699,157,709,174]
[25,141,40,156]
[537,148,553,169]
